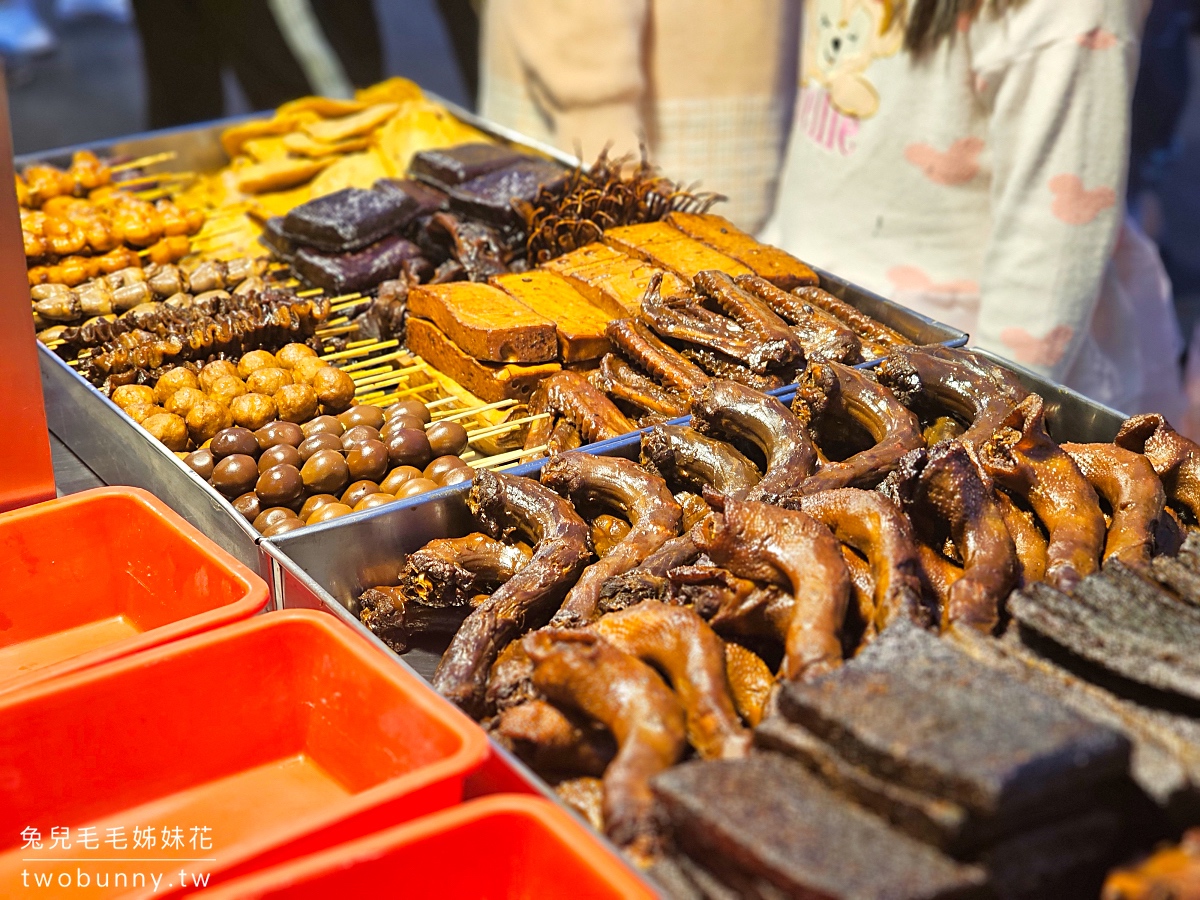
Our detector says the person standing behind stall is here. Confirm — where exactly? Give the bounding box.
[478,0,800,233]
[765,0,1184,417]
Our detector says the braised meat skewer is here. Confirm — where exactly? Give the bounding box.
[524,629,687,864]
[541,453,683,626]
[1062,443,1167,569]
[690,380,817,503]
[433,470,592,716]
[698,499,851,681]
[591,602,750,760]
[792,359,924,493]
[979,395,1106,593]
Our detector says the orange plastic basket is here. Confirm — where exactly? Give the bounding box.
[0,610,489,896]
[0,487,269,692]
[193,795,655,899]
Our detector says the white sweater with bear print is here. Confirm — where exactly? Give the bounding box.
[765,0,1181,414]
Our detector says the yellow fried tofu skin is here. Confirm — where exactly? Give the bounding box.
[233,157,333,194]
[303,103,400,144]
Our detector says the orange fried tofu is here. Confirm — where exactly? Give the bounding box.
[406,317,560,403]
[602,221,752,281]
[542,243,689,317]
[490,270,613,363]
[666,211,819,290]
[408,282,558,364]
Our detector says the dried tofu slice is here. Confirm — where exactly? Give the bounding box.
[406,317,560,403]
[241,136,290,163]
[603,221,752,282]
[233,157,332,194]
[376,100,489,172]
[354,76,424,106]
[276,95,367,118]
[308,149,393,197]
[491,270,613,363]
[303,103,399,143]
[542,243,689,316]
[409,282,558,363]
[220,113,317,158]
[281,131,371,158]
[666,211,819,290]
[249,184,314,219]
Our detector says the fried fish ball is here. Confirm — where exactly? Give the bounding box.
[142,412,189,451]
[237,349,279,380]
[291,357,328,385]
[186,398,233,445]
[124,403,165,424]
[276,342,318,371]
[230,392,278,430]
[164,386,208,418]
[246,366,293,396]
[313,366,356,413]
[208,374,248,408]
[111,384,155,410]
[154,367,200,405]
[274,383,319,423]
[199,359,241,393]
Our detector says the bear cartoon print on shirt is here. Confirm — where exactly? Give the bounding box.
[805,0,904,119]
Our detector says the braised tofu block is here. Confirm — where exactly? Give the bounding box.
[408,282,558,364]
[602,221,752,281]
[409,142,529,187]
[406,317,560,403]
[667,211,819,289]
[449,159,567,227]
[281,187,412,252]
[292,234,426,294]
[542,243,689,317]
[490,270,612,363]
[653,755,989,900]
[372,177,450,225]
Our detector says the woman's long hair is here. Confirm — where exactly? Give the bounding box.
[904,0,1028,53]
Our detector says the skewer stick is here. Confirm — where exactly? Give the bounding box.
[110,151,177,173]
[344,337,379,350]
[424,396,462,411]
[344,364,392,380]
[339,349,411,372]
[328,291,362,304]
[351,361,426,388]
[296,287,324,298]
[315,323,358,338]
[115,171,197,188]
[469,445,546,469]
[464,412,549,440]
[365,381,441,406]
[320,338,398,361]
[433,397,517,422]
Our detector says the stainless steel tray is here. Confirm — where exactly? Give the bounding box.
[973,348,1127,443]
[26,106,958,582]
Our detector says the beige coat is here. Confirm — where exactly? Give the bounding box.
[479,0,800,232]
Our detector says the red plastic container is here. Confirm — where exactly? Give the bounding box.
[193,795,655,899]
[0,610,488,897]
[0,486,269,692]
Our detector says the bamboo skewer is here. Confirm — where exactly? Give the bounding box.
[296,288,323,298]
[320,339,399,361]
[110,151,177,173]
[351,362,427,389]
[365,380,441,406]
[115,171,197,188]
[433,398,518,422]
[424,396,462,411]
[315,323,358,338]
[339,349,411,372]
[469,445,546,469]
[464,412,549,440]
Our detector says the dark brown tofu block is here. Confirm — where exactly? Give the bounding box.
[777,621,1131,825]
[653,754,990,900]
[409,142,529,187]
[408,282,558,364]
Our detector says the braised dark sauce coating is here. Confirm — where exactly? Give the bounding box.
[541,452,682,626]
[433,469,591,716]
[1116,413,1200,524]
[640,424,761,500]
[401,533,531,608]
[734,274,863,364]
[1062,442,1166,568]
[604,317,709,398]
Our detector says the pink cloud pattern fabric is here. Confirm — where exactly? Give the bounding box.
[903,137,984,186]
[1048,174,1116,225]
[1000,325,1074,367]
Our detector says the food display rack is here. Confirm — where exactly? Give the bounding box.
[28,107,967,575]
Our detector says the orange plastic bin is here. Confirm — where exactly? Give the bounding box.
[0,610,489,897]
[0,486,269,692]
[194,795,656,899]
